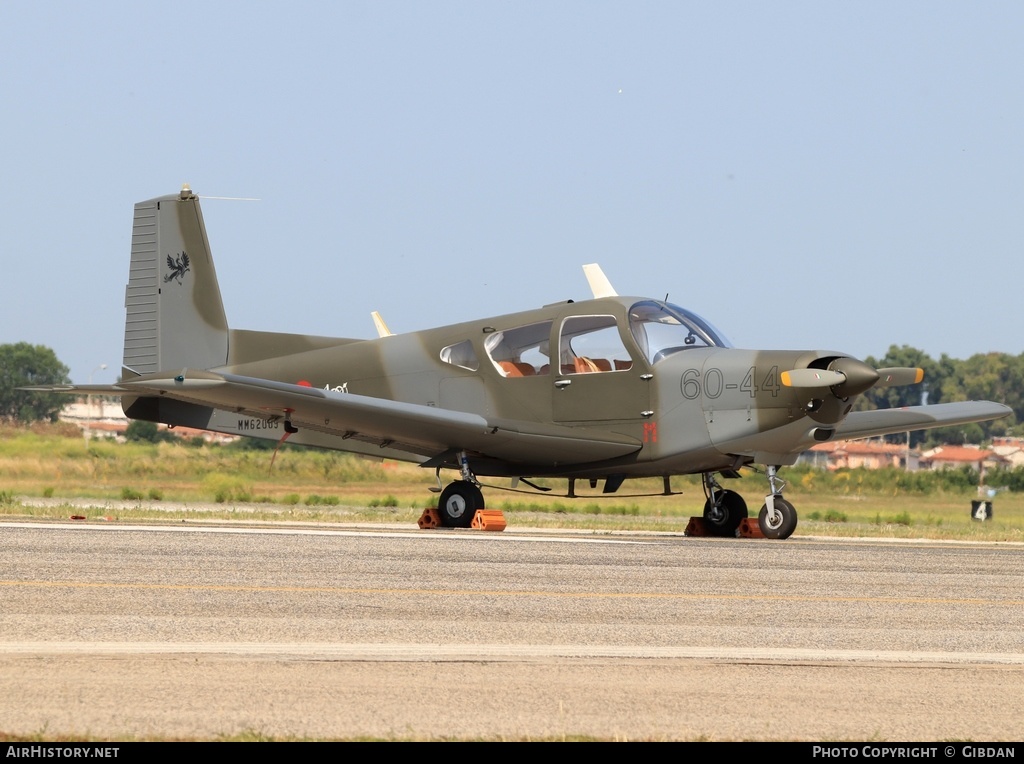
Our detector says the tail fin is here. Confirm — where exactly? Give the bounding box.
[122,185,229,375]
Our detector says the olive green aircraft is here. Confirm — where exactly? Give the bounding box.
[40,186,1011,539]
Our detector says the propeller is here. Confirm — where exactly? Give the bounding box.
[782,358,923,398]
[780,356,924,426]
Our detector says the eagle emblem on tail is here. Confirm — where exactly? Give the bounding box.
[164,252,191,284]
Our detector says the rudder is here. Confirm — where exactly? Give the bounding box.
[123,186,229,375]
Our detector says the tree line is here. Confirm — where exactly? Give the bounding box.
[0,343,69,422]
[859,345,1023,445]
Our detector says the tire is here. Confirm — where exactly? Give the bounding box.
[702,489,748,537]
[758,497,798,540]
[438,481,484,528]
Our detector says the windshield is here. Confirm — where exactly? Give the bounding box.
[628,301,732,365]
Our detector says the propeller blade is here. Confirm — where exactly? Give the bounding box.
[874,367,925,388]
[780,369,846,388]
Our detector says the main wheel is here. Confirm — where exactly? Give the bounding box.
[758,497,798,540]
[702,489,748,537]
[438,481,484,528]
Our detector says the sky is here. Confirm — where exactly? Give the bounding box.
[2,1,1023,385]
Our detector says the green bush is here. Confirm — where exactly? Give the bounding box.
[203,473,253,503]
[784,465,983,495]
[305,494,341,506]
[124,420,177,444]
[875,511,912,526]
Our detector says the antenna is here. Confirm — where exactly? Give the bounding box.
[178,183,260,201]
[197,195,261,201]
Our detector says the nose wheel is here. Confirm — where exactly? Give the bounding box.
[757,465,798,539]
[758,496,797,539]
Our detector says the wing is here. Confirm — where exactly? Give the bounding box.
[835,401,1012,441]
[181,252,190,269]
[166,254,175,270]
[67,369,641,468]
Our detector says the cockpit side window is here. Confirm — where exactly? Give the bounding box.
[628,301,731,365]
[558,315,633,374]
[483,321,553,377]
[439,340,479,371]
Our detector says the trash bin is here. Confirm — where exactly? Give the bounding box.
[971,500,992,521]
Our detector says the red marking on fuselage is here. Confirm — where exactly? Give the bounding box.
[643,421,658,443]
[297,380,312,387]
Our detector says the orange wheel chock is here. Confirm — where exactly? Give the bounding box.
[471,509,507,532]
[684,517,712,536]
[417,508,441,529]
[686,516,766,539]
[737,518,765,538]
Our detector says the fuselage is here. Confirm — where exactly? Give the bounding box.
[203,295,846,478]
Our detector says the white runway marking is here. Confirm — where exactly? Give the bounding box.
[3,521,657,545]
[3,641,1023,664]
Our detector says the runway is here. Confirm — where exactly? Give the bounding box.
[2,520,1023,740]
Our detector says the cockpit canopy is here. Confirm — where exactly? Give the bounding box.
[628,300,732,364]
[443,299,732,377]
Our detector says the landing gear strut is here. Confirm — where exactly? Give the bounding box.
[437,451,484,528]
[701,473,748,537]
[758,465,797,539]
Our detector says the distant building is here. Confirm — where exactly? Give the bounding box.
[990,436,1024,468]
[58,398,235,444]
[918,445,1008,473]
[59,399,129,439]
[800,439,918,471]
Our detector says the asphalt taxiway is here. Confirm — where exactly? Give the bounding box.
[2,520,1023,740]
